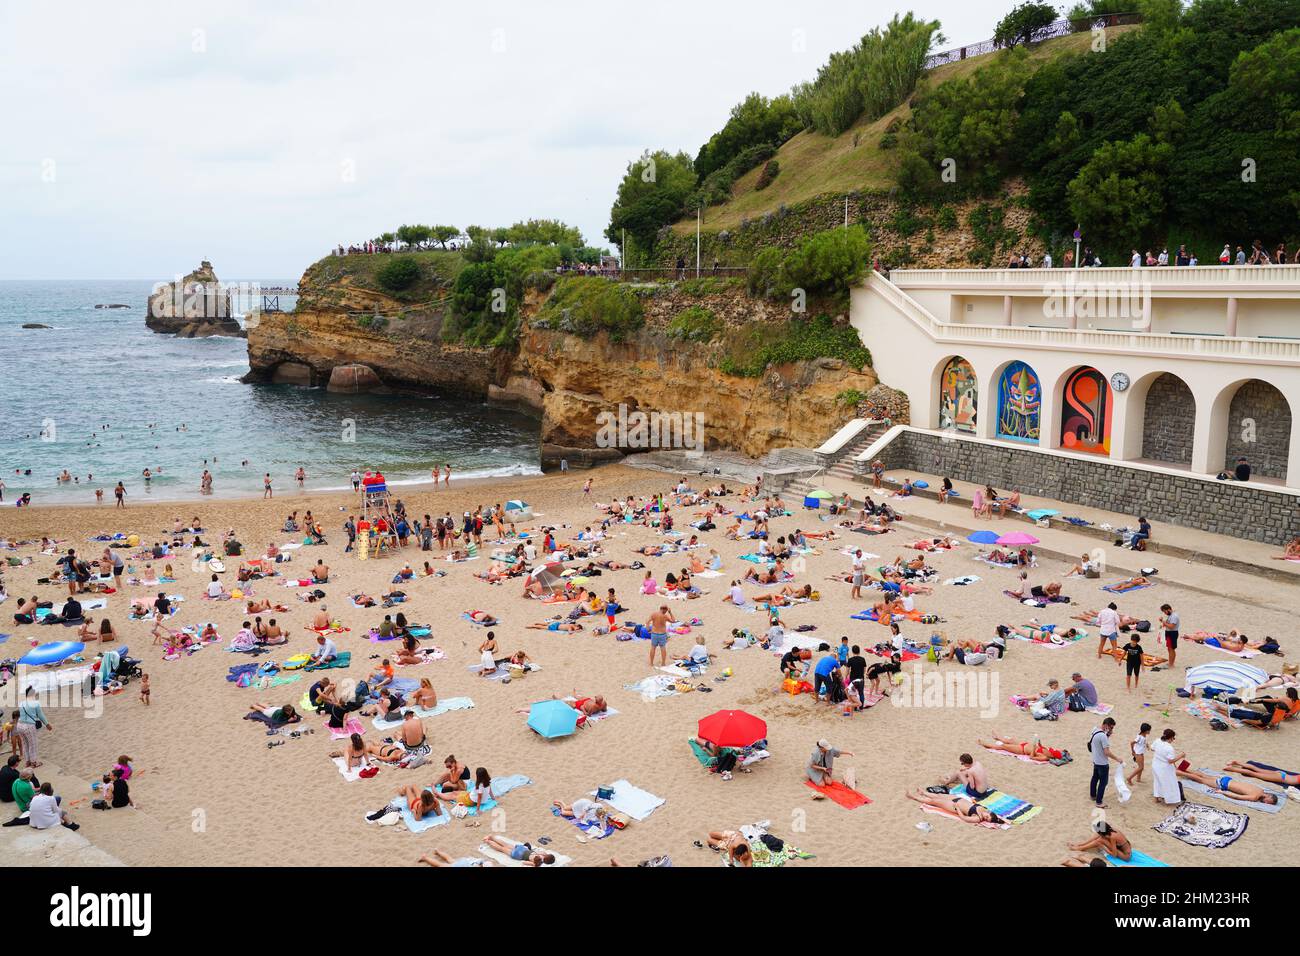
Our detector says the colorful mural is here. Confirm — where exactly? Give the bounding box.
[1060,366,1112,455]
[938,357,978,433]
[996,361,1041,443]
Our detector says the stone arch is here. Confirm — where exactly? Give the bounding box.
[991,359,1042,444]
[934,355,978,434]
[1216,379,1293,480]
[1137,372,1195,466]
[1056,365,1113,456]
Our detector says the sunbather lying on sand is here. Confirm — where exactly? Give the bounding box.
[416,849,490,868]
[464,609,498,625]
[1176,766,1280,803]
[905,789,1006,825]
[1009,623,1082,643]
[706,829,752,865]
[979,735,1064,762]
[526,617,583,632]
[1203,688,1299,728]
[1222,760,1300,787]
[752,585,814,606]
[366,784,443,823]
[1073,609,1139,627]
[1272,537,1300,560]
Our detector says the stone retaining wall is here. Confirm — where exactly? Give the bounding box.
[869,430,1300,546]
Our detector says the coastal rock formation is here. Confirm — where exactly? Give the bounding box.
[245,260,884,467]
[327,363,384,393]
[21,323,51,329]
[146,260,245,338]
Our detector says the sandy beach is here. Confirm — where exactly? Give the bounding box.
[2,463,1297,868]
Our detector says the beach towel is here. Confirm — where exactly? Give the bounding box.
[477,839,572,868]
[551,805,616,838]
[1025,509,1059,521]
[489,774,532,799]
[332,756,371,782]
[624,675,679,699]
[805,779,870,808]
[1180,768,1286,813]
[942,575,981,586]
[371,696,475,731]
[1106,848,1170,867]
[400,803,452,833]
[1103,581,1153,593]
[952,784,1042,825]
[323,716,366,739]
[1153,802,1248,848]
[305,651,352,672]
[1184,698,1243,727]
[590,779,665,821]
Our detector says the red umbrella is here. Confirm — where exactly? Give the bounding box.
[697,709,767,748]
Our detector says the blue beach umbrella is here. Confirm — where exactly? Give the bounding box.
[966,531,999,544]
[527,699,579,739]
[19,641,86,667]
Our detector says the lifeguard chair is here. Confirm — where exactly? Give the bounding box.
[357,471,398,559]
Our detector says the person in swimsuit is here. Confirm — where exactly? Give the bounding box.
[367,784,441,823]
[705,829,752,866]
[1222,760,1300,787]
[331,732,369,772]
[526,618,582,632]
[399,713,430,758]
[481,835,556,866]
[1175,767,1280,804]
[904,789,1006,825]
[433,755,470,791]
[1067,821,1131,861]
[364,740,408,764]
[978,736,1064,762]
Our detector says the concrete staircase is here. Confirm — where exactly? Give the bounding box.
[820,421,891,482]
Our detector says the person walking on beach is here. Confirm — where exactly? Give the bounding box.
[1096,602,1120,658]
[351,469,361,492]
[583,478,592,497]
[295,467,306,488]
[1088,717,1120,809]
[443,465,451,486]
[113,482,126,508]
[431,465,440,485]
[647,604,675,668]
[263,473,273,499]
[850,550,865,601]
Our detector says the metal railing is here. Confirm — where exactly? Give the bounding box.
[891,264,1300,289]
[924,13,1142,69]
[613,267,747,282]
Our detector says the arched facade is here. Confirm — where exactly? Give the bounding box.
[936,355,978,433]
[1222,379,1293,480]
[1139,372,1195,466]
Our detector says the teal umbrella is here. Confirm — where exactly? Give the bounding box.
[528,699,579,739]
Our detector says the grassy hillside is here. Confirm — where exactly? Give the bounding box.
[296,250,464,311]
[672,28,1135,236]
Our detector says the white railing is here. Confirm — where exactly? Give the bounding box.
[864,273,1300,364]
[816,418,873,456]
[891,264,1300,290]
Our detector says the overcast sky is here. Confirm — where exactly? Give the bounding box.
[0,1,997,281]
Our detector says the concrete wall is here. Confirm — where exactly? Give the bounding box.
[873,429,1300,546]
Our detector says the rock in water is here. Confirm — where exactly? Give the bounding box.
[145,260,245,338]
[21,323,52,329]
[327,363,383,393]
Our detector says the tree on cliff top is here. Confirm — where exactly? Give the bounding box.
[993,2,1059,48]
[606,149,695,265]
[431,225,460,248]
[396,223,433,250]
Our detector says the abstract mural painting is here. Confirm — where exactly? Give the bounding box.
[938,357,977,433]
[1060,366,1112,455]
[996,361,1041,443]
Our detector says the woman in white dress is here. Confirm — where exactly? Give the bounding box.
[1150,728,1185,804]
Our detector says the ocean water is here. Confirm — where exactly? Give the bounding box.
[0,280,541,504]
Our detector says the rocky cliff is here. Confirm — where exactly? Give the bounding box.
[244,256,898,467]
[146,260,245,338]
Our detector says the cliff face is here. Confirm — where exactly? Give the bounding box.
[516,286,879,466]
[146,260,245,338]
[245,259,889,466]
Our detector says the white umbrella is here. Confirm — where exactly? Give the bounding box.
[528,563,565,590]
[1184,661,1268,694]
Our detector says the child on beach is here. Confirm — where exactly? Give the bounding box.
[138,673,150,706]
[1126,723,1149,785]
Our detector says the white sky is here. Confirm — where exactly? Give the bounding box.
[0,1,996,281]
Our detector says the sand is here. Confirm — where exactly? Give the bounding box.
[2,464,1297,868]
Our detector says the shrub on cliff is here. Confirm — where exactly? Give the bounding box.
[755,159,780,191]
[667,305,722,342]
[375,256,421,292]
[719,313,871,377]
[993,2,1059,48]
[533,276,644,342]
[744,225,872,304]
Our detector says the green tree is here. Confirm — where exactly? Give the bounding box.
[605,149,695,263]
[694,92,801,183]
[1066,133,1173,245]
[375,256,421,292]
[993,2,1059,48]
[396,223,432,250]
[431,225,460,248]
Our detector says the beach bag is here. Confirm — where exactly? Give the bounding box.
[595,785,615,800]
[1135,620,1151,633]
[759,833,784,852]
